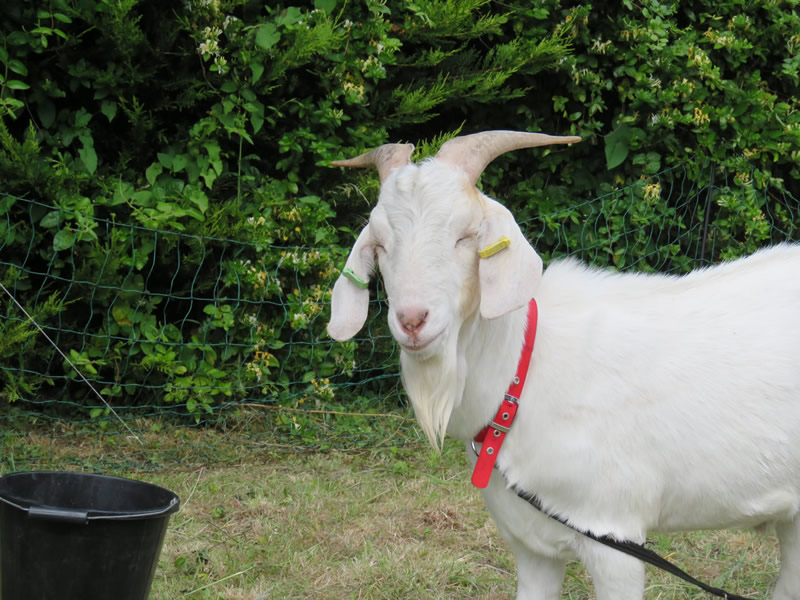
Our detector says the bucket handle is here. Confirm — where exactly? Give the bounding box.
[0,494,179,522]
[27,506,89,524]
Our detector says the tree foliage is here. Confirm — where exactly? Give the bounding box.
[0,0,571,414]
[0,0,798,414]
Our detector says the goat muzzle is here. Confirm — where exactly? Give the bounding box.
[397,307,429,339]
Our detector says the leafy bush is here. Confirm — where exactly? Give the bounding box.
[469,1,800,262]
[0,0,571,416]
[1,0,798,419]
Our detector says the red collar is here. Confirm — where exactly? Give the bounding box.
[471,297,538,489]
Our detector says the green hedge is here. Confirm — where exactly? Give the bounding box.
[1,0,798,417]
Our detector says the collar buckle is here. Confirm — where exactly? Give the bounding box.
[470,297,538,489]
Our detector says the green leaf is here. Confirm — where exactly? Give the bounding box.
[38,99,55,128]
[5,80,30,90]
[74,108,92,128]
[186,187,208,213]
[78,138,98,175]
[255,23,280,50]
[52,229,75,251]
[7,60,27,76]
[201,168,217,189]
[278,7,303,26]
[184,207,205,221]
[6,32,26,46]
[142,323,160,341]
[250,111,264,134]
[250,62,264,83]
[604,124,631,170]
[171,154,188,172]
[204,141,223,174]
[1,98,24,111]
[146,162,163,186]
[40,211,62,228]
[101,100,117,122]
[112,304,132,326]
[111,181,134,206]
[314,0,336,12]
[157,152,174,169]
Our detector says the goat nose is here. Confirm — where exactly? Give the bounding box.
[397,307,429,335]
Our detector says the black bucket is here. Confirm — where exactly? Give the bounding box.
[0,471,180,600]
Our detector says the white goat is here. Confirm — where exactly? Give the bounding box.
[327,130,800,600]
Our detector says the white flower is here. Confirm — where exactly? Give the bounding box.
[198,40,217,56]
[214,55,228,73]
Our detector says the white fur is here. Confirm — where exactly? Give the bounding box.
[328,157,800,599]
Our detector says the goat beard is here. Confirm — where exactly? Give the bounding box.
[400,331,464,449]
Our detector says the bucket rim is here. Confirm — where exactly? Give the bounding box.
[0,471,181,521]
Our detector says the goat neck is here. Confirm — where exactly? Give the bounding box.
[399,293,530,446]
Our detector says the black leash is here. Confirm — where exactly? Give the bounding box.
[509,482,756,600]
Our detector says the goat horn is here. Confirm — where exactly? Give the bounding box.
[330,143,415,183]
[435,130,581,186]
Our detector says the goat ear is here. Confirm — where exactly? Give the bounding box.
[328,226,375,341]
[478,200,542,320]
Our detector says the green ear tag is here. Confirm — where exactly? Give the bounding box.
[478,237,511,259]
[342,267,369,290]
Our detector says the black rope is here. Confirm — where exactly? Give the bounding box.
[510,483,755,600]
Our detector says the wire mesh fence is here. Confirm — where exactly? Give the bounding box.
[1,162,799,471]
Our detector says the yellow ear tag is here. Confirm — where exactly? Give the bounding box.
[478,237,511,259]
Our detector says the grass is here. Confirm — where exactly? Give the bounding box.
[145,440,779,599]
[148,441,516,599]
[0,412,784,599]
